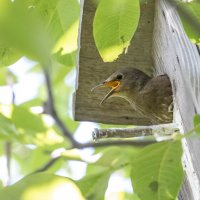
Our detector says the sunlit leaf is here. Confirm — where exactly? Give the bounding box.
[36,0,80,52]
[131,141,183,200]
[0,0,51,64]
[36,0,80,65]
[0,173,85,200]
[34,128,66,147]
[93,0,140,62]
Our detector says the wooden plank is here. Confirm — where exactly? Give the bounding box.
[153,0,200,199]
[74,0,155,125]
[75,0,200,198]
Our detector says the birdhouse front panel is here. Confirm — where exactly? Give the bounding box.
[74,0,156,125]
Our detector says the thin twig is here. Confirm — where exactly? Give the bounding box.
[33,157,61,173]
[32,139,158,173]
[43,66,79,147]
[93,123,179,141]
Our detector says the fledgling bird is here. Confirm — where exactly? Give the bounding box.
[92,68,173,124]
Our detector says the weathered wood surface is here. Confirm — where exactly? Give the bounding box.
[153,0,200,199]
[74,0,155,125]
[93,123,179,140]
[75,0,200,199]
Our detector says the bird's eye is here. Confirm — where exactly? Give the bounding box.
[116,74,123,80]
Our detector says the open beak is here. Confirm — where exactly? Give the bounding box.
[91,81,120,104]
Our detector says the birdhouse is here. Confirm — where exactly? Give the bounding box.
[74,0,156,125]
[74,0,200,198]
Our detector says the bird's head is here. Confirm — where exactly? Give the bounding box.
[91,68,150,104]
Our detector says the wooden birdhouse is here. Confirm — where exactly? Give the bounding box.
[74,0,156,125]
[73,0,200,199]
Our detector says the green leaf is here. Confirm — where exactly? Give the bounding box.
[51,60,75,86]
[131,141,183,200]
[0,113,17,140]
[193,114,200,136]
[14,146,61,173]
[93,0,140,62]
[36,0,80,64]
[0,45,22,67]
[52,50,77,70]
[0,0,80,65]
[0,0,51,64]
[0,173,85,200]
[50,0,80,54]
[86,146,139,178]
[125,193,141,200]
[36,0,80,50]
[77,169,111,200]
[11,106,46,133]
[194,114,200,126]
[94,146,138,169]
[178,1,200,44]
[80,146,139,200]
[132,194,142,200]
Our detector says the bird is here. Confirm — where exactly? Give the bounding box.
[91,68,173,124]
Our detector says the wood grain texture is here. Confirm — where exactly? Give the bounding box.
[153,0,200,199]
[74,0,155,125]
[75,0,200,199]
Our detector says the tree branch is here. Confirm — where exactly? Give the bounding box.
[93,123,179,141]
[33,157,61,173]
[43,66,79,147]
[33,139,158,173]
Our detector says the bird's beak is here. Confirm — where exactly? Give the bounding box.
[91,81,120,104]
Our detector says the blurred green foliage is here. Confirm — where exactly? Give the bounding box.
[177,0,200,44]
[0,173,85,200]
